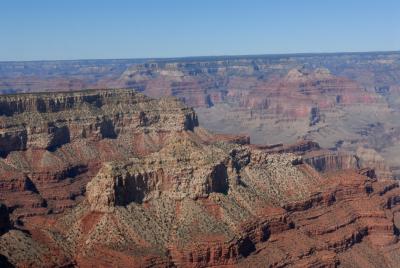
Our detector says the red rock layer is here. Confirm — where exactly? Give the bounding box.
[2,167,400,267]
[0,89,199,220]
[0,89,399,268]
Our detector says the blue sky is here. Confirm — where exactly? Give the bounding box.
[0,0,399,61]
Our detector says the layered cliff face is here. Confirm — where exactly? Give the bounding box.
[2,53,400,180]
[0,89,199,219]
[118,64,393,179]
[117,63,227,108]
[225,68,381,119]
[117,64,382,114]
[1,89,400,267]
[2,133,400,267]
[257,140,393,179]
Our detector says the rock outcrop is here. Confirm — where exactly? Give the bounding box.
[86,137,314,214]
[355,147,393,179]
[1,89,400,267]
[256,140,394,179]
[0,89,199,220]
[302,150,360,173]
[2,134,400,267]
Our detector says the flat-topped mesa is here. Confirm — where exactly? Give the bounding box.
[0,89,157,115]
[0,89,199,156]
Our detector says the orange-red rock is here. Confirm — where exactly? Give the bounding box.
[0,89,399,268]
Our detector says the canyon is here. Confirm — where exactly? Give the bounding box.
[1,52,400,180]
[0,89,400,267]
[1,52,400,267]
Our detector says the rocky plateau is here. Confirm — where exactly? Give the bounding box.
[0,89,400,267]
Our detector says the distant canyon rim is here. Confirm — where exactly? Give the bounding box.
[1,51,400,178]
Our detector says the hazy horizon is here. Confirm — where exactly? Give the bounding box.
[1,49,399,63]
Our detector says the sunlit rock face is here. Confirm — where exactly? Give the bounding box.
[0,89,199,219]
[1,89,400,267]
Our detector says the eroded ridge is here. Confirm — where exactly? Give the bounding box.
[0,89,400,267]
[0,89,198,219]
